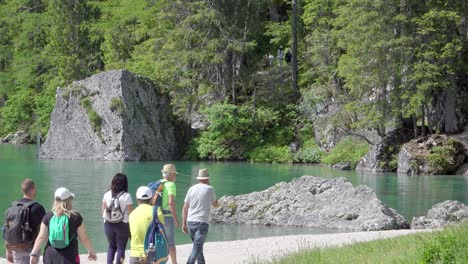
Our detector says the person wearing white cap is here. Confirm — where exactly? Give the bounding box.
[158,164,180,264]
[30,187,97,264]
[182,169,219,264]
[128,186,164,264]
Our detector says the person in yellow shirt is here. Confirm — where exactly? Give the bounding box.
[129,186,164,264]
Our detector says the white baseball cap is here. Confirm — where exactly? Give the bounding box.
[136,186,152,200]
[54,187,75,201]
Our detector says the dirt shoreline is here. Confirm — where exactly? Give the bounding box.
[0,229,432,264]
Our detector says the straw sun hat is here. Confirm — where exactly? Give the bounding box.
[161,164,179,174]
[196,169,210,180]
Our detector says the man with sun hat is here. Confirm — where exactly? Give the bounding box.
[182,168,219,264]
[160,164,180,264]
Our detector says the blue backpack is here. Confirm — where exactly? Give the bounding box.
[144,206,168,264]
[148,180,164,207]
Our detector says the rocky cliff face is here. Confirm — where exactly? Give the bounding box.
[356,128,414,172]
[41,70,184,161]
[210,176,409,231]
[411,200,467,229]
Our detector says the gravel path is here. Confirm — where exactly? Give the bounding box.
[0,229,432,264]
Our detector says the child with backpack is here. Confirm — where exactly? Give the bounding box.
[29,187,97,264]
[102,173,133,264]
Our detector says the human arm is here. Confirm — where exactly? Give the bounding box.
[101,202,107,215]
[5,243,13,263]
[77,223,97,261]
[181,201,189,233]
[29,223,48,264]
[212,188,219,207]
[126,204,133,215]
[169,194,180,227]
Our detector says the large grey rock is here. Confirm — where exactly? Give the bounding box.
[411,200,468,229]
[10,131,29,144]
[356,128,414,172]
[211,176,409,231]
[332,162,351,170]
[41,70,184,161]
[397,135,466,175]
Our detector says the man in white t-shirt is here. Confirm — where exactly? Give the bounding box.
[182,169,218,264]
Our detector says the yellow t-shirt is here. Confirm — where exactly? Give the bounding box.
[129,204,165,257]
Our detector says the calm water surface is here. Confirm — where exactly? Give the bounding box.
[1,144,467,255]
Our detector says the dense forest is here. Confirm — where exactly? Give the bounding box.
[0,0,466,164]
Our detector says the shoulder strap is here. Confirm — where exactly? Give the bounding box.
[23,201,38,208]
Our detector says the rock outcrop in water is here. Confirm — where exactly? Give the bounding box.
[411,200,468,229]
[41,70,184,161]
[210,176,409,231]
[397,135,466,175]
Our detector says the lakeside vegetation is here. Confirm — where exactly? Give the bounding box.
[262,223,468,264]
[0,0,466,165]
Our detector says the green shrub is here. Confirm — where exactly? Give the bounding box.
[427,143,456,174]
[321,137,369,169]
[109,97,124,115]
[80,97,102,139]
[294,147,323,163]
[182,139,200,160]
[420,222,468,263]
[196,103,281,160]
[247,145,292,163]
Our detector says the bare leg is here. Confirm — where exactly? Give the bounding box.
[169,246,177,264]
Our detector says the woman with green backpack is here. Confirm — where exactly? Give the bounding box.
[29,187,97,264]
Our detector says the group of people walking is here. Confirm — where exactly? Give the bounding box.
[3,164,218,264]
[263,46,292,68]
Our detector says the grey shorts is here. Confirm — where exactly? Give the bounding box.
[13,249,32,264]
[164,216,175,247]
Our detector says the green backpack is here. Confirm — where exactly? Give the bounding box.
[48,214,71,249]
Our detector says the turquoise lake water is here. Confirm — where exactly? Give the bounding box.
[1,144,467,255]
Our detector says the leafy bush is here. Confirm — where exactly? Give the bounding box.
[420,222,468,263]
[427,140,457,173]
[247,145,292,163]
[182,139,200,160]
[294,147,323,163]
[0,88,34,136]
[109,97,124,115]
[196,103,281,160]
[321,137,369,169]
[80,97,102,136]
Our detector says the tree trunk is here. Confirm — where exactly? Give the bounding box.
[444,73,459,133]
[269,0,280,22]
[291,0,299,99]
[421,103,426,137]
[413,114,418,138]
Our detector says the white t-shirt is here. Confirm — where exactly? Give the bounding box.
[184,183,216,224]
[102,190,133,223]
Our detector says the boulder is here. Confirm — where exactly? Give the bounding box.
[397,135,466,175]
[356,128,415,172]
[210,176,409,231]
[3,133,13,143]
[41,70,185,161]
[10,131,29,144]
[411,200,468,229]
[455,163,468,175]
[332,162,351,170]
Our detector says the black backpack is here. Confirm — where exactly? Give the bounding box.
[3,200,38,245]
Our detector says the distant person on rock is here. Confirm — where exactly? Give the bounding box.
[102,173,133,264]
[30,187,97,264]
[262,54,270,69]
[285,50,292,64]
[277,46,284,67]
[156,164,180,264]
[182,169,219,264]
[4,179,46,264]
[268,53,275,66]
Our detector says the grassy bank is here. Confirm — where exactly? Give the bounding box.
[263,223,468,264]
